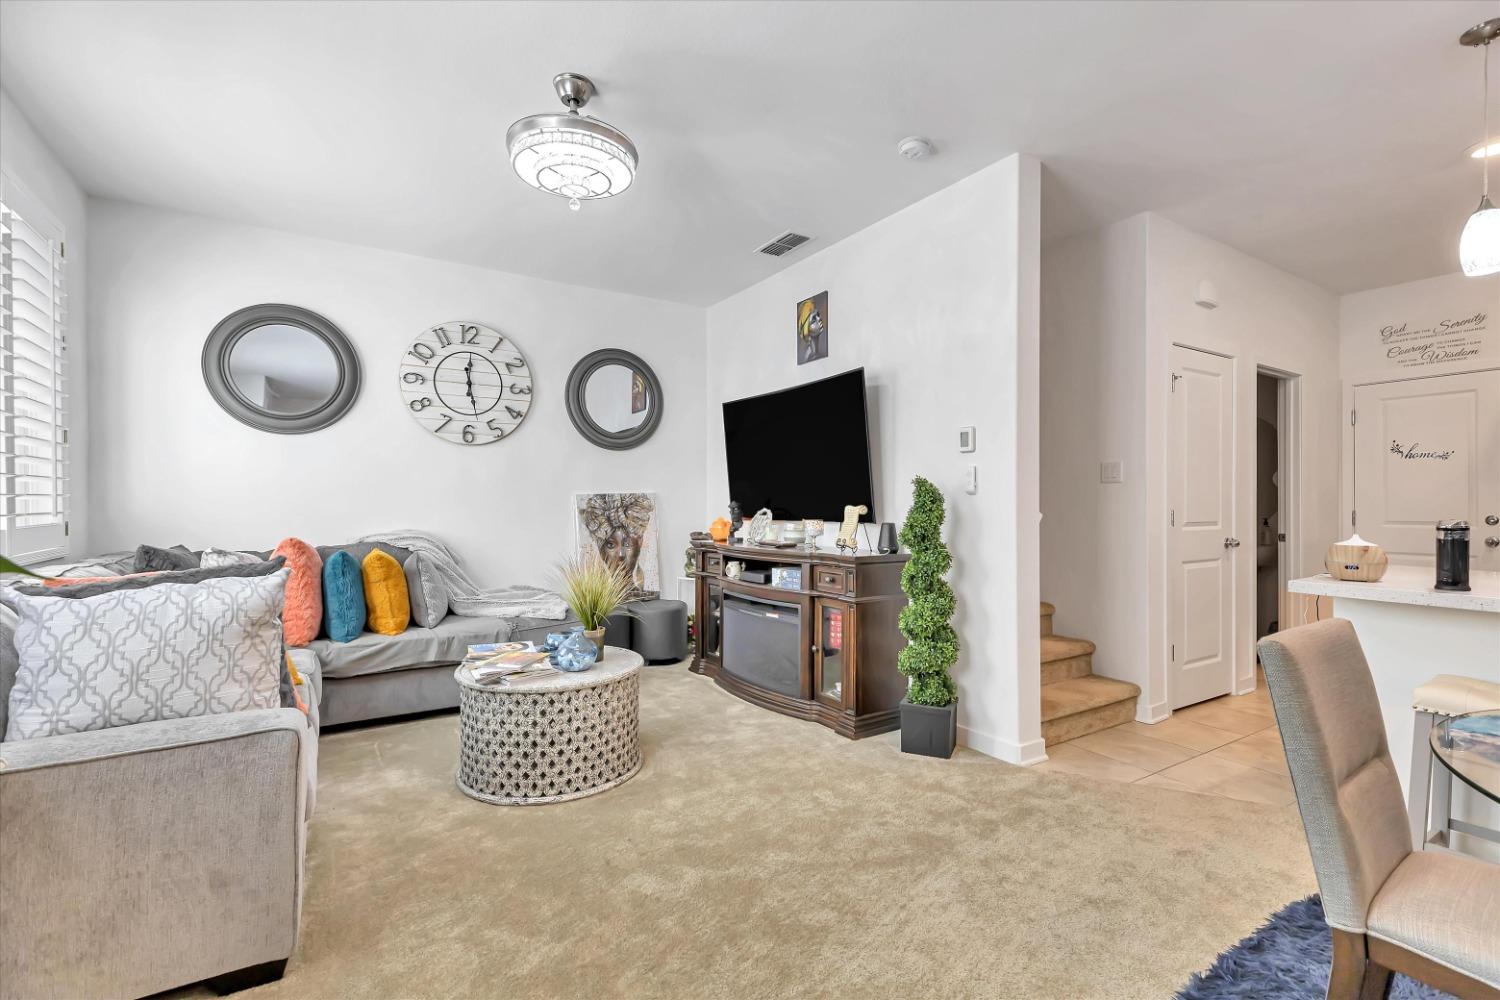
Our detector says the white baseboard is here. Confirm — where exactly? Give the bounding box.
[1136,700,1170,724]
[958,724,1048,766]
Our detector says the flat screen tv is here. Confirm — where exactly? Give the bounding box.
[723,368,875,522]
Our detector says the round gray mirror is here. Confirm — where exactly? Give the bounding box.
[565,349,662,450]
[203,304,361,433]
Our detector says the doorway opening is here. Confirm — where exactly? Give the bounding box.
[1256,367,1299,645]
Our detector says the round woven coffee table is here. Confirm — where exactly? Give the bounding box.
[455,646,642,805]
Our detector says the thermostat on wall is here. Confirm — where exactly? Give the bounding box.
[958,426,976,452]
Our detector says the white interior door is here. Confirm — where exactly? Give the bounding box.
[1353,369,1500,572]
[1169,346,1236,710]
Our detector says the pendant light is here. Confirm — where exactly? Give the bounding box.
[507,73,638,212]
[1459,19,1500,276]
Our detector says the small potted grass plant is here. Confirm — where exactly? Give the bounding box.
[558,554,635,661]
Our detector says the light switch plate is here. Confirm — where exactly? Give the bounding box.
[958,426,976,452]
[1100,460,1124,484]
[964,464,978,494]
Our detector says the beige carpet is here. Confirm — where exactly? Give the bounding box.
[234,664,1315,999]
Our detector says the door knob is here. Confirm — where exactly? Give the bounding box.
[1486,537,1499,548]
[1224,537,1241,548]
[1487,515,1499,526]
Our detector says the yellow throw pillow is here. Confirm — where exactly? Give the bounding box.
[362,548,411,636]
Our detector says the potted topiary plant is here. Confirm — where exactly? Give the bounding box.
[557,553,635,662]
[897,476,959,758]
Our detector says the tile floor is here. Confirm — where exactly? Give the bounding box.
[1033,677,1296,806]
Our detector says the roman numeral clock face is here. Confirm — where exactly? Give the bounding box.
[399,322,533,444]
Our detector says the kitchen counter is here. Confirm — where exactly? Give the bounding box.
[1289,565,1500,613]
[1286,565,1499,860]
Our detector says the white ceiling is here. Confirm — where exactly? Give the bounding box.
[1,0,1495,305]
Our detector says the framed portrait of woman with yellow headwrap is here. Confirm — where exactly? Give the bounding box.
[796,290,828,364]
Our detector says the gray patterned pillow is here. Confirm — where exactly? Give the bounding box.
[2,569,290,741]
[403,552,450,628]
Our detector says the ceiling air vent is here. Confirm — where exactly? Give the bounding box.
[755,231,812,257]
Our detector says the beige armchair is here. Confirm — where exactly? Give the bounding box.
[1257,619,1500,1000]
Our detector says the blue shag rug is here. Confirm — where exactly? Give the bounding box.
[1177,895,1453,999]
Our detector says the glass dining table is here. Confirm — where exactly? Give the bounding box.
[1431,709,1500,804]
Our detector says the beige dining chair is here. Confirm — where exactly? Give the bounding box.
[1257,619,1500,1000]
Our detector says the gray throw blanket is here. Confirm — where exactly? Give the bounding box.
[358,530,568,622]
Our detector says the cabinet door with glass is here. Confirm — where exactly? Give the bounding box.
[814,598,854,710]
[700,581,724,662]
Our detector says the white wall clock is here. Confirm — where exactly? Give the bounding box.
[399,321,533,444]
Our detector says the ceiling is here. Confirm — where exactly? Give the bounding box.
[1,0,1496,305]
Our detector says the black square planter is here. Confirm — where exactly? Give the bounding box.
[900,698,957,758]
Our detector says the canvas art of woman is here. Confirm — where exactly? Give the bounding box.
[576,492,660,596]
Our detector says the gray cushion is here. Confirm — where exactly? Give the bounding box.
[307,614,571,680]
[403,552,450,629]
[3,570,290,740]
[315,541,412,568]
[133,543,200,572]
[9,557,286,598]
[307,614,515,680]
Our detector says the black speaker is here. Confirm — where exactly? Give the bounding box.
[877,522,898,554]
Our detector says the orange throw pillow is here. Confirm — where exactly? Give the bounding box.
[362,548,410,636]
[273,537,323,647]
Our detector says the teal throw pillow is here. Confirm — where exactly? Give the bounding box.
[322,549,366,642]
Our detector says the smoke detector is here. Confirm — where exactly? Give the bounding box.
[897,136,934,160]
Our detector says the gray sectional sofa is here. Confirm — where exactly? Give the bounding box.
[0,539,686,997]
[0,639,321,1000]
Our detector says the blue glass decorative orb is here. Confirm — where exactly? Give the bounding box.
[551,630,598,672]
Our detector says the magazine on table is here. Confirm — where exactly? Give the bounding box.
[464,642,554,684]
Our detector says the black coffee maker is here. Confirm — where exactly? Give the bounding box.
[1434,520,1471,592]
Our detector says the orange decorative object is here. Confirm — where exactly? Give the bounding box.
[710,517,732,543]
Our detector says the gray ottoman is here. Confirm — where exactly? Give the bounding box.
[629,598,688,662]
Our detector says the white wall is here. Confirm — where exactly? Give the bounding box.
[1339,271,1499,384]
[0,89,90,556]
[1039,216,1149,701]
[1336,270,1500,548]
[1041,213,1342,719]
[1144,215,1342,713]
[86,199,705,587]
[705,155,1044,764]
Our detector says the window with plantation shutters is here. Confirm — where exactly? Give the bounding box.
[1,182,69,566]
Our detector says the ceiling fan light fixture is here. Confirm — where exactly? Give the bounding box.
[507,73,638,209]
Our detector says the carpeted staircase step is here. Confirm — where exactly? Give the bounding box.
[1040,600,1055,637]
[1041,635,1094,661]
[1041,635,1095,685]
[1040,675,1141,746]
